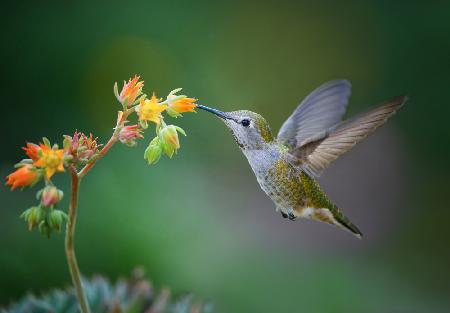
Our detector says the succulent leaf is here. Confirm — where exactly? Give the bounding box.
[3,272,214,313]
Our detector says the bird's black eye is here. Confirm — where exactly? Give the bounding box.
[241,119,250,127]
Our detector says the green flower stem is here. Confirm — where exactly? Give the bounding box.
[65,167,90,313]
[65,107,133,313]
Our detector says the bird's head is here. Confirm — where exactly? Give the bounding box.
[197,105,274,150]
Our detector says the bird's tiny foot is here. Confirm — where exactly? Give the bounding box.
[280,211,288,219]
[288,212,297,221]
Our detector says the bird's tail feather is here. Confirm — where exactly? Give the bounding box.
[299,171,362,238]
[334,211,362,238]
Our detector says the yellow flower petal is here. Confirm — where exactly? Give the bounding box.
[137,93,167,125]
[34,144,65,179]
[45,167,56,179]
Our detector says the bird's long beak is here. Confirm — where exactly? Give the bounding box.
[196,104,231,120]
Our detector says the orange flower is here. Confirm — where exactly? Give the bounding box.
[136,93,167,125]
[22,142,41,161]
[34,145,65,179]
[6,165,39,190]
[166,88,197,117]
[116,75,144,107]
[170,97,197,113]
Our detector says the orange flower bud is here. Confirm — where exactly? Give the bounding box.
[115,75,144,107]
[6,165,40,190]
[22,142,41,161]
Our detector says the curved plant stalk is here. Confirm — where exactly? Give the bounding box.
[65,167,90,313]
[6,76,197,313]
[65,110,131,313]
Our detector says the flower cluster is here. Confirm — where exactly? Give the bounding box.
[8,139,66,188]
[63,131,101,165]
[6,139,69,236]
[114,76,197,164]
[6,75,199,237]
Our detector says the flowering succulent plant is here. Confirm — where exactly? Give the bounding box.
[5,75,198,313]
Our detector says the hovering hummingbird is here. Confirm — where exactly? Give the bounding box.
[197,80,407,238]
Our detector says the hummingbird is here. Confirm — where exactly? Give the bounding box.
[197,80,407,238]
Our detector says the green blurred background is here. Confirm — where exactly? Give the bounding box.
[1,1,449,312]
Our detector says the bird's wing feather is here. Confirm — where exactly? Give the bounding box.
[291,96,407,177]
[277,80,352,148]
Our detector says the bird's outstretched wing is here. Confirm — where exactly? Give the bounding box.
[277,80,352,148]
[290,96,407,177]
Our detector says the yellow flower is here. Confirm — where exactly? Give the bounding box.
[34,144,65,179]
[136,93,167,125]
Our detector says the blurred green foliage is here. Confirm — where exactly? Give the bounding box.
[1,1,450,312]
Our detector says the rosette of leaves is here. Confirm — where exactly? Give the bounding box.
[2,270,214,313]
